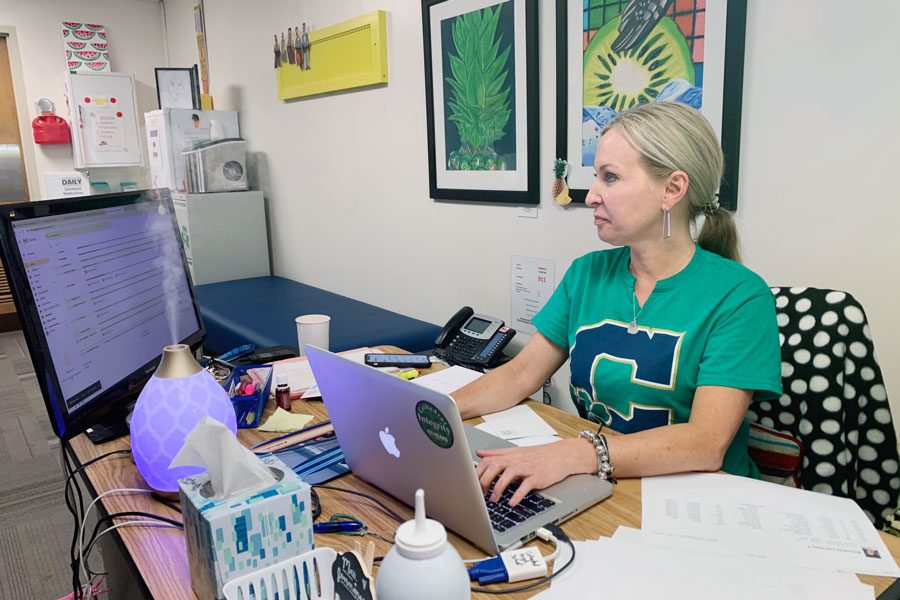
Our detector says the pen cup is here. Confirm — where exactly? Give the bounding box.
[296,314,330,355]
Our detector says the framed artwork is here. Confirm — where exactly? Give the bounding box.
[422,0,539,204]
[155,66,201,110]
[556,0,747,209]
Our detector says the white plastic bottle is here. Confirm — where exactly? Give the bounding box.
[376,489,470,600]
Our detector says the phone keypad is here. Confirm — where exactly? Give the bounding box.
[449,334,483,359]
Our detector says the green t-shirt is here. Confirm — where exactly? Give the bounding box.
[532,245,782,477]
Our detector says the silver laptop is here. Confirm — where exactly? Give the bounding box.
[305,346,612,553]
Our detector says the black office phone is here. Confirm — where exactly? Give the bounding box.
[433,306,515,370]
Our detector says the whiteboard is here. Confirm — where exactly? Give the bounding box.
[66,71,143,168]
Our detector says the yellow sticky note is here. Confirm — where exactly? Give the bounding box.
[258,408,314,433]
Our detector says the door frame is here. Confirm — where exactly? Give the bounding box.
[0,26,40,201]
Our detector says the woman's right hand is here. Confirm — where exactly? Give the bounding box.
[475,437,596,506]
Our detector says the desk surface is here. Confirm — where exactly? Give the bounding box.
[69,349,900,599]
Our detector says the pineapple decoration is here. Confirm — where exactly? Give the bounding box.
[552,158,571,205]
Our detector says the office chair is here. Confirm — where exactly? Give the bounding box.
[747,287,900,529]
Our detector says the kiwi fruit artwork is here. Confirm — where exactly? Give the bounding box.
[580,13,698,167]
[583,15,693,111]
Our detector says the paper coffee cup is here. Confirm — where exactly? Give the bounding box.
[296,314,330,355]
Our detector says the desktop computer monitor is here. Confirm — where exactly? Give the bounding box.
[0,189,204,441]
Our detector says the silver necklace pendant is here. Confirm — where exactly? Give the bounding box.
[627,320,639,335]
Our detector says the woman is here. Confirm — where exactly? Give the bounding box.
[453,102,781,507]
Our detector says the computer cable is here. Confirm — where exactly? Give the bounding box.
[79,509,184,581]
[468,523,576,595]
[81,518,182,582]
[60,445,131,599]
[312,484,406,524]
[151,492,183,513]
[76,488,172,582]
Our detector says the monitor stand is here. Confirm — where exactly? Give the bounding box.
[85,403,135,444]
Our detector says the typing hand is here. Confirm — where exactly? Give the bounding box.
[475,438,590,507]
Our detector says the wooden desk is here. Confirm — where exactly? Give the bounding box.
[68,351,900,599]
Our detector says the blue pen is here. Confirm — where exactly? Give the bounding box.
[313,520,365,534]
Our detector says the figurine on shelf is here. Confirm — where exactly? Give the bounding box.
[286,27,295,65]
[273,34,281,69]
[294,26,302,69]
[300,22,310,70]
[281,32,287,64]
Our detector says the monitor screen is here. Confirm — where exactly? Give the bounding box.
[0,189,204,440]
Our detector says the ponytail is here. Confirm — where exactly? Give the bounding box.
[697,207,740,262]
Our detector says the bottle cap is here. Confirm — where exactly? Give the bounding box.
[276,373,288,386]
[394,489,447,560]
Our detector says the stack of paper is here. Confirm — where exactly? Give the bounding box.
[535,473,899,599]
[641,473,900,578]
[541,533,876,599]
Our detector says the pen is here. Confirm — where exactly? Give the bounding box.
[313,520,365,534]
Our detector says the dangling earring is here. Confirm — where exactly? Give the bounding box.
[662,208,671,240]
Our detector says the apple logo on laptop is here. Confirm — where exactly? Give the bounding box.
[379,427,400,458]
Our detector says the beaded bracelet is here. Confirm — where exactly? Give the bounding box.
[578,430,617,484]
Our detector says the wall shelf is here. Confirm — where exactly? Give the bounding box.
[276,10,388,100]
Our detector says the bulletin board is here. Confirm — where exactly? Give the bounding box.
[66,71,143,168]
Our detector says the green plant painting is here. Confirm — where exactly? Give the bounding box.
[441,2,516,171]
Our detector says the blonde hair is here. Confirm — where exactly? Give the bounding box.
[602,102,740,262]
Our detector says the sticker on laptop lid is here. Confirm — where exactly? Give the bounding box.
[415,400,454,448]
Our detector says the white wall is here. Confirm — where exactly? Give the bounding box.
[162,0,900,434]
[0,0,166,196]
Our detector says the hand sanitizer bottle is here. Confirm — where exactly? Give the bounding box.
[376,488,469,600]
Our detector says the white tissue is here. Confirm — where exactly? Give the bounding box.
[169,416,276,498]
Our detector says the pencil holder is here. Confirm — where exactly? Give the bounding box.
[225,364,274,428]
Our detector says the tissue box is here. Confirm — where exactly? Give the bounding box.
[178,455,314,600]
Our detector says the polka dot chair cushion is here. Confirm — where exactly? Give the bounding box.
[748,287,899,528]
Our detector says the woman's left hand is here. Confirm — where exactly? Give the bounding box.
[475,438,593,507]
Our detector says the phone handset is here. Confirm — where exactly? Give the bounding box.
[433,306,515,370]
[434,306,474,349]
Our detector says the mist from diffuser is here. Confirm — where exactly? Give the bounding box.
[130,344,237,492]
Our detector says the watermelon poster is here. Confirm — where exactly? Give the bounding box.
[62,22,110,73]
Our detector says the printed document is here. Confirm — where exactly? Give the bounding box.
[642,473,900,577]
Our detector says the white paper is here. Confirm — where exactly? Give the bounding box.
[411,365,483,395]
[549,536,874,600]
[510,255,555,335]
[270,348,373,399]
[476,422,562,447]
[642,473,900,578]
[89,107,126,151]
[481,404,557,440]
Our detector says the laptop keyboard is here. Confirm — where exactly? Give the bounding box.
[484,481,556,532]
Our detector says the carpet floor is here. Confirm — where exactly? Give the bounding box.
[0,331,85,599]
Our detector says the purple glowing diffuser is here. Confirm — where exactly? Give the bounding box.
[129,344,237,492]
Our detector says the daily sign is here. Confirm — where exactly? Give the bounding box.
[44,172,91,198]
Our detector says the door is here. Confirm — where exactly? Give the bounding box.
[0,36,29,202]
[0,35,26,330]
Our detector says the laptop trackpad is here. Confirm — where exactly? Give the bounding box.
[464,424,515,460]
